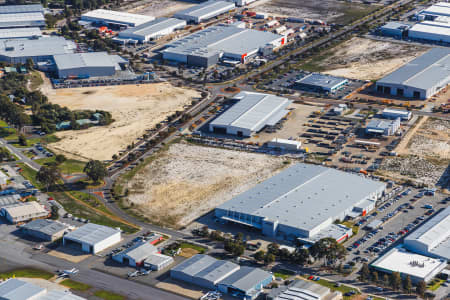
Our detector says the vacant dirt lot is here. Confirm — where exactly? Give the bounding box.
[318,37,429,80]
[125,142,288,228]
[43,83,199,161]
[125,0,194,17]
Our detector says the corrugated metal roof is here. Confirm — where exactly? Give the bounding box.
[119,17,186,39]
[422,3,450,17]
[218,266,272,292]
[217,163,385,231]
[64,223,120,246]
[0,194,20,208]
[174,0,235,19]
[144,252,173,266]
[0,279,45,300]
[210,91,291,132]
[53,52,126,70]
[366,118,396,130]
[172,254,217,276]
[380,21,409,30]
[22,219,68,236]
[194,260,239,283]
[377,48,450,90]
[3,202,47,218]
[37,290,86,300]
[0,36,76,58]
[81,9,154,26]
[0,4,43,14]
[296,73,348,90]
[0,12,44,23]
[0,27,41,39]
[117,241,157,262]
[267,279,330,300]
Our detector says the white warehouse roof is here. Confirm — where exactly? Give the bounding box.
[174,0,235,22]
[0,27,42,39]
[0,4,43,14]
[53,52,126,71]
[421,2,450,17]
[118,17,186,41]
[0,279,45,300]
[2,202,47,219]
[81,9,155,27]
[63,223,120,246]
[0,12,45,28]
[210,91,291,134]
[0,36,76,60]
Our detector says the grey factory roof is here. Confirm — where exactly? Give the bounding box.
[22,219,68,236]
[377,47,450,90]
[118,241,157,262]
[218,266,272,292]
[0,27,42,39]
[194,260,239,283]
[0,36,76,58]
[53,52,126,71]
[0,279,45,300]
[163,24,282,58]
[366,118,396,132]
[172,254,216,276]
[37,291,86,300]
[381,21,410,30]
[64,223,120,246]
[81,9,154,26]
[296,73,348,90]
[0,194,20,208]
[174,0,235,19]
[210,91,291,132]
[217,163,386,231]
[144,253,173,266]
[119,17,186,38]
[0,4,43,14]
[405,206,450,259]
[268,279,331,300]
[0,12,45,24]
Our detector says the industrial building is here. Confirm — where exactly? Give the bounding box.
[0,172,7,185]
[209,91,292,137]
[365,118,400,136]
[0,36,76,64]
[379,22,410,38]
[419,2,450,19]
[408,22,450,44]
[371,247,447,283]
[0,4,44,14]
[173,0,235,24]
[382,108,412,120]
[171,254,272,299]
[0,194,20,208]
[81,9,155,28]
[0,278,86,300]
[375,47,450,99]
[53,52,127,78]
[0,27,42,39]
[0,202,48,223]
[267,138,301,151]
[404,206,450,261]
[113,241,173,270]
[266,279,342,300]
[118,18,186,42]
[232,0,258,6]
[63,223,121,254]
[215,163,385,242]
[21,219,68,241]
[295,73,348,93]
[0,4,45,28]
[162,23,285,67]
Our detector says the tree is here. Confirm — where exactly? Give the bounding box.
[264,253,275,265]
[254,250,265,262]
[389,272,402,291]
[18,134,27,146]
[50,205,59,220]
[36,165,60,192]
[55,154,66,165]
[310,238,346,265]
[360,263,370,282]
[83,160,107,183]
[403,275,412,294]
[416,280,426,297]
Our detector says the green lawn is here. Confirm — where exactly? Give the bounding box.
[179,242,206,254]
[60,279,91,291]
[11,137,41,148]
[0,120,16,139]
[16,163,44,190]
[35,156,86,174]
[0,268,53,280]
[313,279,360,299]
[94,290,125,300]
[274,269,295,280]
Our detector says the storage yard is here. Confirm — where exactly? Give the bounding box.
[43,81,199,161]
[125,142,287,228]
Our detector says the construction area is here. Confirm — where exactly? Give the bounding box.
[311,37,429,81]
[41,79,200,161]
[124,142,288,228]
[378,117,450,188]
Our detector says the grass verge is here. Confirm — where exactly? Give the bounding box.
[94,290,125,300]
[60,279,92,291]
[16,163,44,190]
[35,156,86,174]
[179,242,206,254]
[0,268,53,280]
[306,278,360,299]
[274,269,295,280]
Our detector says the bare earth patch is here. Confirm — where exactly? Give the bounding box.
[125,142,288,228]
[42,83,199,161]
[320,37,429,80]
[125,0,195,18]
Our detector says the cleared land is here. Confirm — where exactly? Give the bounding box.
[257,0,375,23]
[302,37,429,80]
[379,117,450,187]
[125,0,195,18]
[42,82,200,161]
[125,142,288,228]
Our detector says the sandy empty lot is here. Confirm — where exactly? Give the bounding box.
[126,0,195,18]
[316,37,429,80]
[125,142,288,228]
[44,83,199,161]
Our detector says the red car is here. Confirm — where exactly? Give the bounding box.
[308,275,314,280]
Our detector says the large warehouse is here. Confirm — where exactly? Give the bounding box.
[21,219,68,241]
[404,206,450,261]
[81,9,155,27]
[0,4,45,28]
[419,2,450,19]
[173,0,235,24]
[118,18,186,42]
[0,4,44,14]
[171,254,273,299]
[295,73,348,93]
[375,47,450,99]
[63,223,121,254]
[209,91,292,137]
[0,36,76,64]
[162,23,285,67]
[0,27,42,39]
[371,247,447,283]
[215,163,385,242]
[53,52,127,78]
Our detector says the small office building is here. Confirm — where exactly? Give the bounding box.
[365,118,400,136]
[63,223,121,254]
[21,219,68,241]
[1,202,48,224]
[295,73,348,93]
[267,138,301,151]
[113,241,174,270]
[382,108,412,120]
